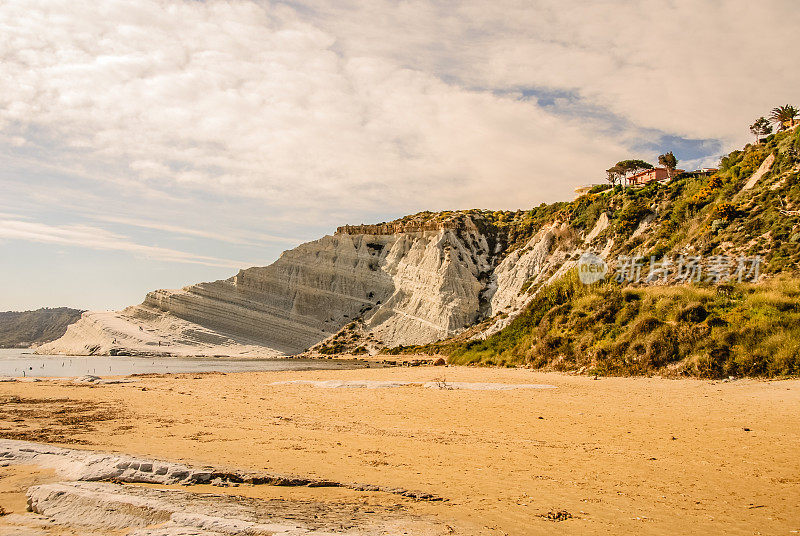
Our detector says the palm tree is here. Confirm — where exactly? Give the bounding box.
[750,117,773,143]
[770,105,798,131]
[658,151,678,179]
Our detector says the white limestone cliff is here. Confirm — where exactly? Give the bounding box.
[39,218,577,357]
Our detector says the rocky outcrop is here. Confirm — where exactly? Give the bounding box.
[477,223,581,338]
[1,439,451,535]
[488,223,560,315]
[24,481,448,535]
[0,439,440,498]
[336,220,465,235]
[36,308,285,358]
[742,152,775,190]
[40,215,578,357]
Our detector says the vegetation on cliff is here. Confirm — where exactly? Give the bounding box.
[386,123,800,377]
[0,308,84,348]
[414,272,800,378]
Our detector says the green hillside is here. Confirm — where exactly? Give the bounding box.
[389,125,800,377]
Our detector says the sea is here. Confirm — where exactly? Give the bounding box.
[0,348,370,378]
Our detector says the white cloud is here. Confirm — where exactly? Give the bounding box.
[90,214,303,246]
[0,219,249,268]
[0,0,631,217]
[0,0,796,221]
[303,0,799,146]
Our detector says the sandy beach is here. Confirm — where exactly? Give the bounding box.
[1,366,799,535]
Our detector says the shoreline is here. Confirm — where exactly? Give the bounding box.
[10,347,800,381]
[0,350,384,380]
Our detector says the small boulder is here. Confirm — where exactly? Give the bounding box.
[74,375,101,384]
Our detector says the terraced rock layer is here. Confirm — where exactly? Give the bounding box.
[39,217,577,357]
[0,439,449,535]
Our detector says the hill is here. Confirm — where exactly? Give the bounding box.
[389,125,800,377]
[0,308,85,348]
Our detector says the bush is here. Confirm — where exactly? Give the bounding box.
[677,303,708,322]
[713,202,737,220]
[616,201,649,235]
[739,151,768,177]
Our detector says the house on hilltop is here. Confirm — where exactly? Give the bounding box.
[628,167,684,187]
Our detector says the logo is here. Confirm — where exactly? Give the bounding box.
[578,252,608,284]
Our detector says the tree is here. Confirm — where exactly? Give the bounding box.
[750,117,773,143]
[606,164,623,186]
[658,151,678,179]
[770,105,798,131]
[614,159,653,186]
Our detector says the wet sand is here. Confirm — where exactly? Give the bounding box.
[1,366,799,534]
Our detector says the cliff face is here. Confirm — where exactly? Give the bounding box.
[40,218,570,356]
[0,308,84,348]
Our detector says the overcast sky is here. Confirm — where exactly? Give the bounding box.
[1,0,798,311]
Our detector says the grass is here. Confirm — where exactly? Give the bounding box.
[411,272,800,378]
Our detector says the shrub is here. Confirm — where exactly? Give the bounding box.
[616,201,649,235]
[713,202,737,220]
[739,151,767,177]
[690,186,714,206]
[677,303,708,322]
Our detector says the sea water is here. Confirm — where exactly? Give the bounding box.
[0,348,370,378]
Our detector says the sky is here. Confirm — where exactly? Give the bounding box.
[0,0,798,311]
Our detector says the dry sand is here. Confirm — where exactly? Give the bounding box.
[1,366,799,534]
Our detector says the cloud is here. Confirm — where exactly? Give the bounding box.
[0,219,250,269]
[0,0,796,228]
[0,0,634,217]
[302,0,799,146]
[90,215,303,246]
